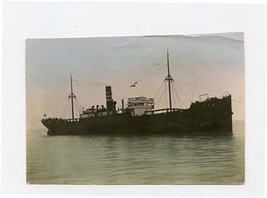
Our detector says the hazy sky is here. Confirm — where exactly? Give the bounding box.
[26,33,245,129]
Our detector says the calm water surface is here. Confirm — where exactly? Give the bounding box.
[27,121,244,184]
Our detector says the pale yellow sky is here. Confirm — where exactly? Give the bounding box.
[26,33,245,129]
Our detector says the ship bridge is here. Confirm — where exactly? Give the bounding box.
[127,97,154,116]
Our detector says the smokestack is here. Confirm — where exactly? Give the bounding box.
[105,86,113,111]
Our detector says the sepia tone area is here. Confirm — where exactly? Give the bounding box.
[26,33,244,184]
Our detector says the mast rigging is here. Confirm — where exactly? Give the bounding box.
[69,73,76,121]
[165,49,174,112]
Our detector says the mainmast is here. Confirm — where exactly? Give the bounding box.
[165,49,174,112]
[69,73,75,121]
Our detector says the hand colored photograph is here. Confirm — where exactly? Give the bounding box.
[26,33,245,184]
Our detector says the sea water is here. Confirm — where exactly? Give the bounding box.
[27,121,244,184]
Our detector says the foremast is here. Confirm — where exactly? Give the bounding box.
[69,73,76,121]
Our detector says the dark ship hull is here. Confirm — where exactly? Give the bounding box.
[42,95,233,136]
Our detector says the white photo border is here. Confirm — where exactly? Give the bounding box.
[1,1,266,197]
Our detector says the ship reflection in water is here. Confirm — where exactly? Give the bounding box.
[27,121,244,185]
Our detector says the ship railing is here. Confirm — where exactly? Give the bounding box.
[145,108,185,114]
[42,117,80,122]
[42,117,63,120]
[66,118,80,122]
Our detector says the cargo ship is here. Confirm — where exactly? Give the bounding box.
[41,50,233,135]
